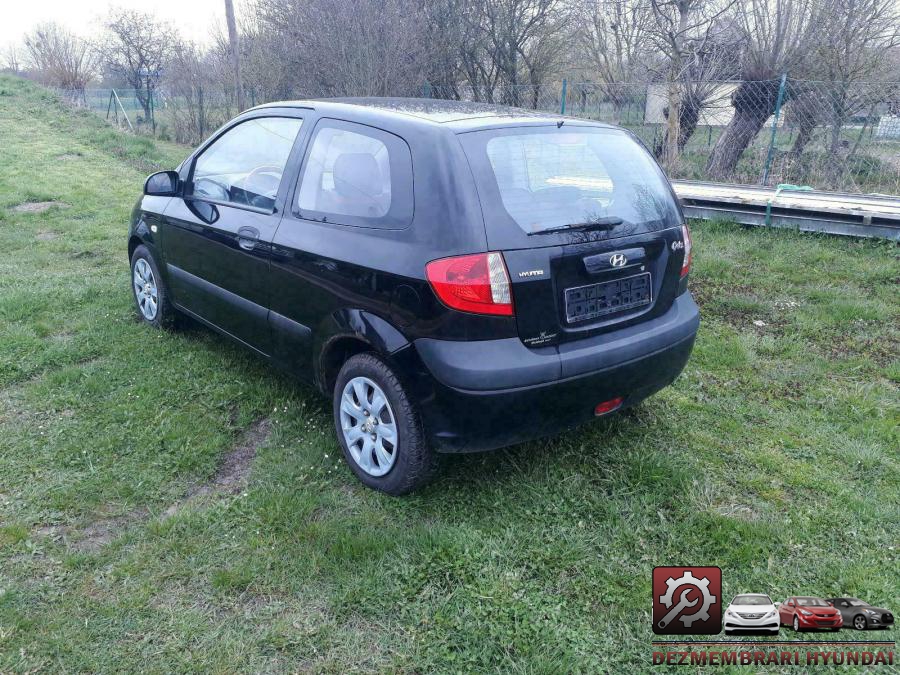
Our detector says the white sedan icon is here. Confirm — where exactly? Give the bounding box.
[723,594,780,635]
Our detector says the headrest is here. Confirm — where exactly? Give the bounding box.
[333,153,383,199]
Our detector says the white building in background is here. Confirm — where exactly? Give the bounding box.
[644,83,780,128]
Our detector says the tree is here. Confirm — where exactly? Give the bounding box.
[224,0,245,111]
[2,43,21,73]
[648,0,738,169]
[574,0,656,86]
[813,0,900,157]
[705,0,821,179]
[23,23,96,91]
[243,0,433,98]
[97,8,176,129]
[469,0,567,105]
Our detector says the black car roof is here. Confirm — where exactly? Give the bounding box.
[250,97,616,132]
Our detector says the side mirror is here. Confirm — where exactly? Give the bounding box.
[774,602,781,607]
[144,170,179,196]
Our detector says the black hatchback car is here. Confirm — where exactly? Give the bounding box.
[129,98,699,494]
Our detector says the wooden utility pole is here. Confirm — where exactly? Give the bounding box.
[224,0,245,112]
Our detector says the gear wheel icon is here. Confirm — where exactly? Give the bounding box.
[659,570,717,627]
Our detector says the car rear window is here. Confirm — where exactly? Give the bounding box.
[476,127,679,235]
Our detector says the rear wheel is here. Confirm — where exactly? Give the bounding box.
[333,353,436,495]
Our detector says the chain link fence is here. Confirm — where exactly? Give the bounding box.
[56,78,900,195]
[427,78,900,195]
[55,87,238,144]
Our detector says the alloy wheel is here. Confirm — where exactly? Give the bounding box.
[133,258,159,321]
[854,615,866,630]
[339,376,398,477]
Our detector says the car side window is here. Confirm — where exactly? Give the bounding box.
[296,120,413,229]
[191,117,303,212]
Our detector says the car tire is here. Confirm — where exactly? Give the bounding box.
[793,616,801,632]
[333,352,437,496]
[130,245,177,329]
[853,615,867,631]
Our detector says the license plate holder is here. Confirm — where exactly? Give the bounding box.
[564,272,652,323]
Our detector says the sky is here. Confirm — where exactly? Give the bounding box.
[2,0,238,48]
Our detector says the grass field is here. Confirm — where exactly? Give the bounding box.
[0,74,898,673]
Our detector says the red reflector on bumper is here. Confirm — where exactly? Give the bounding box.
[594,397,624,416]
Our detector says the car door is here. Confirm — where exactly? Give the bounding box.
[161,112,306,354]
[268,117,416,376]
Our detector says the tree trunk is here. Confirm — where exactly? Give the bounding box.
[706,81,780,180]
[662,82,682,170]
[224,0,244,112]
[136,90,152,128]
[790,116,816,155]
[653,95,702,159]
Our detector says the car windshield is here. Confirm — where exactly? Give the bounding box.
[483,127,680,234]
[847,599,868,607]
[796,598,830,607]
[732,595,771,606]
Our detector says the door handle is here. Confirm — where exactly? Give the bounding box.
[237,226,260,251]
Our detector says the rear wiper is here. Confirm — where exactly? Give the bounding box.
[528,216,624,235]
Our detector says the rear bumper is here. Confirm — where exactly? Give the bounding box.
[408,292,699,453]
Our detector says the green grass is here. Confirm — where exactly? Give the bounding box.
[0,74,898,673]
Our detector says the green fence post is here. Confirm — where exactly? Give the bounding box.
[560,78,567,115]
[762,73,788,185]
[422,81,432,98]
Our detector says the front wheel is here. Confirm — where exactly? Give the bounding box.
[333,353,437,495]
[130,245,177,328]
[793,616,801,632]
[853,615,867,631]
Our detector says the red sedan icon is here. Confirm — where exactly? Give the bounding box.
[778,596,843,632]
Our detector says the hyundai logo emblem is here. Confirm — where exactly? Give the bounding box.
[609,253,627,267]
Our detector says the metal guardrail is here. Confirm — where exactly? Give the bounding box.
[673,181,900,241]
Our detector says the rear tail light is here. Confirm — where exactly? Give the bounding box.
[594,397,623,416]
[425,252,514,316]
[680,224,692,278]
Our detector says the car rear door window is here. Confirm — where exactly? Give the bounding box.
[191,117,303,211]
[482,128,679,234]
[296,120,413,229]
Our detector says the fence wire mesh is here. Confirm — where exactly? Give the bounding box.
[428,78,900,195]
[57,77,900,195]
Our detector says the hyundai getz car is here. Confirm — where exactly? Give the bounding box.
[129,98,699,494]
